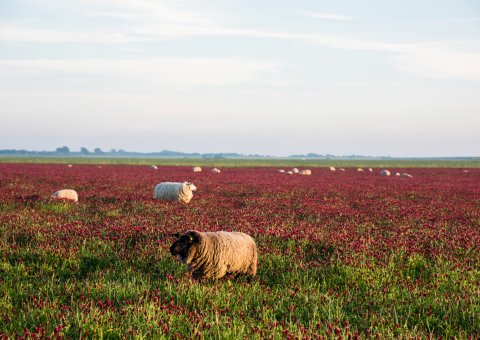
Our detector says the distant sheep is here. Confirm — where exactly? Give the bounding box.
[153,182,197,204]
[287,171,293,175]
[292,168,299,174]
[368,168,373,173]
[67,164,73,168]
[401,173,413,178]
[380,170,391,176]
[51,189,78,202]
[357,168,364,172]
[150,165,158,170]
[211,168,221,173]
[278,169,285,173]
[338,168,345,172]
[299,169,311,175]
[329,166,336,172]
[170,230,257,280]
[193,167,202,172]
[395,172,401,176]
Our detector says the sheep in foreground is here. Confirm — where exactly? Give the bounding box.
[380,169,391,176]
[170,230,257,280]
[51,189,78,202]
[193,167,202,172]
[153,182,197,204]
[211,168,221,173]
[299,169,311,175]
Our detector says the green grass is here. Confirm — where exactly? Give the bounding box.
[1,156,480,168]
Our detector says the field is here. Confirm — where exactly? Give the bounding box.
[1,164,479,338]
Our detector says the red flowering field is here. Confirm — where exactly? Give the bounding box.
[1,164,479,338]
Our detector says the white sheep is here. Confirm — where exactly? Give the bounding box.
[153,182,197,204]
[286,171,293,175]
[380,169,391,176]
[299,169,312,175]
[292,168,299,174]
[211,168,221,173]
[170,230,257,280]
[401,173,413,178]
[278,169,285,173]
[150,165,158,170]
[51,189,78,202]
[193,167,202,172]
[357,168,365,172]
[395,172,401,176]
[329,166,336,172]
[338,168,346,172]
[368,168,373,173]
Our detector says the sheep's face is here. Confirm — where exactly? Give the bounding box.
[184,182,197,191]
[170,231,200,264]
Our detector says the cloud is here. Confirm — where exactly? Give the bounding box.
[301,11,353,21]
[0,57,283,86]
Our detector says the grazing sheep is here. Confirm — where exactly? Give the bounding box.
[278,169,285,173]
[395,172,401,177]
[368,168,373,173]
[357,168,364,172]
[211,168,221,173]
[67,164,73,168]
[153,182,197,204]
[193,167,202,172]
[401,173,413,178]
[329,166,336,172]
[286,171,293,175]
[150,165,158,170]
[51,189,78,202]
[170,230,257,280]
[292,168,299,174]
[380,169,391,176]
[299,169,312,175]
[462,170,469,173]
[338,168,345,172]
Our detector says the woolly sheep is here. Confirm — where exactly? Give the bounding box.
[292,168,299,174]
[299,169,311,175]
[193,167,202,172]
[368,168,373,173]
[357,168,364,172]
[150,165,158,170]
[278,169,285,173]
[380,169,391,176]
[153,182,197,204]
[211,168,221,173]
[51,189,78,202]
[286,171,293,175]
[329,166,336,172]
[338,168,345,172]
[401,173,413,178]
[170,230,257,280]
[395,172,401,177]
[67,164,73,168]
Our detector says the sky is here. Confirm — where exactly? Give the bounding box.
[1,0,479,157]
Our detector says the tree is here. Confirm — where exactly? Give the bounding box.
[80,147,89,154]
[55,146,70,154]
[94,148,104,155]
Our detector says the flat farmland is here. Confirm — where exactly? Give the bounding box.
[1,164,479,338]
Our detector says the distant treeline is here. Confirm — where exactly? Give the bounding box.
[0,147,478,161]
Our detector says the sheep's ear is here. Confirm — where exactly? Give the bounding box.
[188,231,201,243]
[172,232,181,238]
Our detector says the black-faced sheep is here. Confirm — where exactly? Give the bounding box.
[170,230,258,280]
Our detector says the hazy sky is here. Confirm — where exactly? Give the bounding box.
[1,0,479,156]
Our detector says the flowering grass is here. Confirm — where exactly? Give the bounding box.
[1,164,479,338]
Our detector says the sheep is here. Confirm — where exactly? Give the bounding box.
[401,173,413,178]
[170,230,257,280]
[153,182,197,204]
[292,168,299,174]
[67,164,73,168]
[286,171,293,174]
[329,166,336,172]
[193,167,202,172]
[395,172,401,177]
[211,168,221,173]
[357,168,364,172]
[380,169,391,176]
[338,168,345,172]
[299,169,311,175]
[51,189,78,202]
[150,165,158,170]
[278,169,285,173]
[368,168,373,173]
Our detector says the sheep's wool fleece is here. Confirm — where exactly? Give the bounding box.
[182,231,257,280]
[154,182,196,204]
[299,169,311,175]
[193,167,202,172]
[380,170,391,176]
[52,189,78,202]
